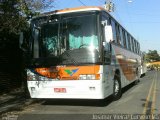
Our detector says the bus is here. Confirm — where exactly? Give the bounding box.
[140,52,147,76]
[20,6,141,101]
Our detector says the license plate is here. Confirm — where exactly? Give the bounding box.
[54,88,66,93]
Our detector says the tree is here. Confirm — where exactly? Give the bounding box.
[19,0,55,19]
[0,0,54,94]
[145,50,160,62]
[0,0,54,48]
[0,0,27,48]
[21,0,54,12]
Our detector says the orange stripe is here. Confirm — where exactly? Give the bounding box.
[57,6,103,13]
[42,6,104,15]
[35,65,100,80]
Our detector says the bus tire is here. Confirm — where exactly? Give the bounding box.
[112,75,122,100]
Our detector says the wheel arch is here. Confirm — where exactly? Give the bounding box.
[112,69,122,100]
[114,69,121,80]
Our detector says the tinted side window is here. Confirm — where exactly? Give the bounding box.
[129,36,133,51]
[122,29,127,48]
[115,24,121,45]
[111,20,117,42]
[125,32,129,49]
[119,27,124,47]
[131,38,135,52]
[128,34,131,51]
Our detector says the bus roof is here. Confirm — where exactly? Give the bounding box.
[41,6,105,16]
[32,6,139,44]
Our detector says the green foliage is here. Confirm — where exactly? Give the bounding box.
[0,0,25,48]
[20,0,54,12]
[0,0,54,48]
[145,50,160,62]
[0,0,28,34]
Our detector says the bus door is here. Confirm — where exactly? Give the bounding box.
[101,15,113,96]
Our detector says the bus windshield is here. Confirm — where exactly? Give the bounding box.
[39,14,100,65]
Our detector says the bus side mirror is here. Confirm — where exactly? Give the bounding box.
[103,41,111,52]
[101,20,107,27]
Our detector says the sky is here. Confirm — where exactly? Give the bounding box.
[45,0,160,52]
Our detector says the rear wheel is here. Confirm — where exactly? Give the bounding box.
[112,75,122,100]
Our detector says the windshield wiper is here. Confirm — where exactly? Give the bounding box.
[62,50,78,65]
[30,57,62,67]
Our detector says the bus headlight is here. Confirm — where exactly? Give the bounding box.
[79,75,87,80]
[79,74,96,80]
[27,73,37,81]
[87,74,96,79]
[27,69,38,81]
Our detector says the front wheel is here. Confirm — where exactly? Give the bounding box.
[112,76,122,100]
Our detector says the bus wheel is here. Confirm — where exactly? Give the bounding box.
[112,76,122,100]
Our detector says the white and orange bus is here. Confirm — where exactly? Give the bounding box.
[20,6,141,101]
[140,52,147,76]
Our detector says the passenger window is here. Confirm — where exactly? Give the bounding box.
[111,20,117,42]
[129,36,132,51]
[115,24,121,45]
[135,41,137,53]
[125,32,129,49]
[132,38,135,52]
[119,27,124,47]
[122,29,127,48]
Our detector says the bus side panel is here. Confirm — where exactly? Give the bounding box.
[102,65,114,98]
[112,44,141,88]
